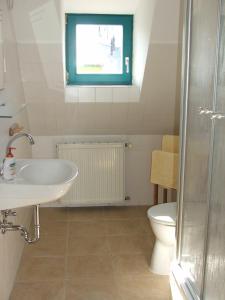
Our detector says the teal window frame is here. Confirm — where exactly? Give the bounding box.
[66,14,133,85]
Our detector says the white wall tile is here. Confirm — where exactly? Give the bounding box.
[41,63,64,84]
[65,86,79,103]
[113,87,129,103]
[95,87,113,102]
[111,104,128,130]
[44,102,58,135]
[128,85,140,102]
[78,87,95,103]
[55,103,78,135]
[23,82,48,101]
[32,136,56,158]
[17,43,41,64]
[126,103,145,131]
[94,104,112,129]
[45,83,65,102]
[20,63,44,83]
[77,103,97,129]
[27,103,47,135]
[36,43,63,63]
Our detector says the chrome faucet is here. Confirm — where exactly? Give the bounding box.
[6,132,35,155]
[0,133,35,177]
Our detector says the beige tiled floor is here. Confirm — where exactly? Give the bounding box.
[10,206,171,300]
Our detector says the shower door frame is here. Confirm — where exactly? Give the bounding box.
[172,1,200,298]
[172,0,221,299]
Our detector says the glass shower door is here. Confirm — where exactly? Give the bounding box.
[203,1,225,298]
[176,0,220,298]
[203,107,225,300]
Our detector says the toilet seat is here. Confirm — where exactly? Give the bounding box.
[147,202,176,226]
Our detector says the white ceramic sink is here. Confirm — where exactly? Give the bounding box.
[0,159,78,210]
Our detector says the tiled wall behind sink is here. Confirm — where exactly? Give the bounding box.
[32,134,175,206]
[0,1,32,299]
[0,80,33,300]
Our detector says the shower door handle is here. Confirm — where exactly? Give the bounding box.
[198,108,225,120]
[210,113,225,120]
[199,107,213,115]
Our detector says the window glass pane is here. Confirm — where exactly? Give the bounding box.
[76,24,123,74]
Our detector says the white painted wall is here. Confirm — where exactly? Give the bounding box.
[132,0,156,87]
[32,135,174,206]
[64,0,140,14]
[0,1,32,299]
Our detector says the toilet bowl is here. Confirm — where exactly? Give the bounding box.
[147,202,176,275]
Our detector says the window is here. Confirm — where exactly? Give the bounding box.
[66,14,133,85]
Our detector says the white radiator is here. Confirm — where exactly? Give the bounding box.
[57,143,125,206]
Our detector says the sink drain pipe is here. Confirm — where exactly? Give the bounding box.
[0,205,40,244]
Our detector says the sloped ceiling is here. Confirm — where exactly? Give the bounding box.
[11,0,181,136]
[64,0,140,14]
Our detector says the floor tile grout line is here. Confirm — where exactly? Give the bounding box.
[64,209,70,299]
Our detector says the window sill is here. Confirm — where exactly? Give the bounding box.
[66,85,132,88]
[65,85,140,103]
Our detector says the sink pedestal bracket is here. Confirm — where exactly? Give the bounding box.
[0,205,40,244]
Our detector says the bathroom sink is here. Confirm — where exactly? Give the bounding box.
[0,159,78,210]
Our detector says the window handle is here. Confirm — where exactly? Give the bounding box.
[125,57,129,74]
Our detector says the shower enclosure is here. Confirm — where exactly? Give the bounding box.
[174,0,225,299]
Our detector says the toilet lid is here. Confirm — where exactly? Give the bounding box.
[147,202,176,226]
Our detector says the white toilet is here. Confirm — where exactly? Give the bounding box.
[147,202,176,275]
